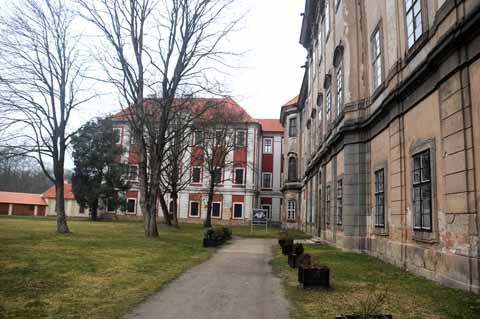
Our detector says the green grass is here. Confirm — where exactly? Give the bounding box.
[0,216,214,319]
[272,244,480,319]
[230,225,311,239]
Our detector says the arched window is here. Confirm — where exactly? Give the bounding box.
[288,157,297,181]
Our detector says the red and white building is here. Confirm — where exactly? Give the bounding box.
[107,98,285,225]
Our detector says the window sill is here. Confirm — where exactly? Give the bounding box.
[373,226,389,237]
[412,229,438,244]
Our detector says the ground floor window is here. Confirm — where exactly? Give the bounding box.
[325,186,331,225]
[126,199,136,214]
[190,201,200,217]
[287,200,296,221]
[233,203,243,219]
[261,205,272,219]
[336,179,343,225]
[212,202,222,218]
[375,169,385,227]
[413,150,432,231]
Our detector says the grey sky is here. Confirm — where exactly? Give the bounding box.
[76,0,307,123]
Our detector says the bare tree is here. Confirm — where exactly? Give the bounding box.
[77,0,241,237]
[192,102,249,228]
[0,0,92,233]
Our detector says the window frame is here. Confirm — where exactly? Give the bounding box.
[211,201,222,219]
[215,129,224,146]
[126,198,137,214]
[128,164,139,182]
[289,117,297,137]
[234,167,245,185]
[193,130,203,146]
[336,179,343,225]
[191,166,202,184]
[371,23,383,90]
[326,88,332,126]
[287,200,296,221]
[236,130,247,147]
[261,204,272,220]
[412,149,432,231]
[325,0,330,40]
[405,0,424,49]
[336,63,344,116]
[189,201,201,218]
[325,185,331,225]
[262,172,273,189]
[212,168,223,185]
[113,127,123,145]
[374,168,386,228]
[232,202,244,219]
[263,138,273,154]
[288,157,297,181]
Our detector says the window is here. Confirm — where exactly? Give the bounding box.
[336,65,344,115]
[234,168,245,185]
[263,138,273,153]
[128,165,138,181]
[213,169,222,184]
[326,89,332,125]
[193,130,202,146]
[325,0,330,38]
[288,157,297,181]
[318,26,323,63]
[190,201,200,217]
[192,167,202,184]
[325,185,331,224]
[372,28,382,89]
[336,179,343,225]
[130,132,137,145]
[412,150,432,230]
[262,205,272,219]
[336,0,341,11]
[262,173,272,189]
[233,203,243,219]
[375,169,385,227]
[107,198,116,212]
[126,199,136,214]
[289,118,297,137]
[405,0,423,48]
[113,128,122,145]
[236,130,246,147]
[287,200,296,221]
[212,202,221,218]
[215,130,223,145]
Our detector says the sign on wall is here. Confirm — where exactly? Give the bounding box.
[251,208,268,232]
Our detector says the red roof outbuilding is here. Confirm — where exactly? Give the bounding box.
[0,191,47,206]
[43,183,75,200]
[256,119,284,133]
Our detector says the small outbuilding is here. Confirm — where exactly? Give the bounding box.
[0,191,47,216]
[42,183,85,218]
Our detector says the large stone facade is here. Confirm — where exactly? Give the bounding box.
[280,0,480,293]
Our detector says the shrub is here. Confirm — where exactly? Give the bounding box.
[293,243,304,255]
[223,227,232,240]
[204,228,216,240]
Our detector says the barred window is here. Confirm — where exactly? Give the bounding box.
[375,169,385,227]
[412,150,432,230]
[405,0,423,48]
[287,200,296,221]
[372,28,382,89]
[336,179,343,225]
[325,185,331,225]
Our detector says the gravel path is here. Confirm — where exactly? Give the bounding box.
[122,238,290,319]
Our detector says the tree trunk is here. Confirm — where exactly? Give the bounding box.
[55,176,70,234]
[90,201,98,221]
[143,193,159,238]
[158,193,172,226]
[171,192,179,228]
[204,180,214,228]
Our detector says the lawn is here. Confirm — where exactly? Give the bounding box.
[0,217,214,319]
[230,225,311,239]
[272,244,480,319]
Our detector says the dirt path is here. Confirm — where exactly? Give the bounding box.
[122,238,290,319]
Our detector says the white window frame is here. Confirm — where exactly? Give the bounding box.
[212,201,222,219]
[336,64,344,116]
[287,200,296,221]
[405,0,423,49]
[191,166,202,184]
[234,167,245,185]
[113,127,122,145]
[189,201,201,218]
[126,198,137,214]
[261,204,272,220]
[232,202,244,219]
[236,130,246,147]
[372,27,382,89]
[193,130,202,146]
[325,0,330,39]
[262,172,273,189]
[263,138,273,154]
[128,164,139,181]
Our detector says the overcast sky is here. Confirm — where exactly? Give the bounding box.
[76,0,307,123]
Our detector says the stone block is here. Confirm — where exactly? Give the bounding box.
[444,171,468,194]
[445,192,468,214]
[444,150,467,174]
[442,131,465,155]
[440,90,463,119]
[441,110,465,137]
